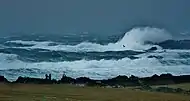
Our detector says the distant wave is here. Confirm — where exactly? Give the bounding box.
[5,27,172,52]
[0,48,143,62]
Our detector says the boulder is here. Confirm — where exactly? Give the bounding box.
[0,76,8,82]
[145,47,158,52]
[76,77,92,84]
[60,75,75,84]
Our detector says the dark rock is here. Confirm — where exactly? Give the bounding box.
[76,77,93,84]
[129,75,139,81]
[151,74,159,79]
[60,75,75,84]
[173,75,190,84]
[112,75,129,81]
[145,47,158,52]
[147,55,163,59]
[15,76,57,84]
[160,73,173,78]
[128,56,139,60]
[102,75,140,87]
[1,73,190,89]
[0,75,8,83]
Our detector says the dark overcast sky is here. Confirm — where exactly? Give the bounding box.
[0,0,190,36]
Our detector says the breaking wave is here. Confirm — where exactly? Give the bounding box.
[6,27,172,52]
[1,27,190,80]
[1,51,190,81]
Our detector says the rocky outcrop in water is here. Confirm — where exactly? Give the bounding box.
[145,47,158,52]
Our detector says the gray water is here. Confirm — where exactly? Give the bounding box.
[0,27,190,81]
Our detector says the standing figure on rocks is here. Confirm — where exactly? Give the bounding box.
[45,74,49,80]
[49,74,51,80]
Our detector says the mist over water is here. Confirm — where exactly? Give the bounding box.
[0,27,190,81]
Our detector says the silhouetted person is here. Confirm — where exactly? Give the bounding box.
[45,74,48,80]
[49,74,51,80]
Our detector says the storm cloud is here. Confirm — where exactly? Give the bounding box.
[0,0,190,36]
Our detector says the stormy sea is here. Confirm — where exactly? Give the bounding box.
[0,27,190,81]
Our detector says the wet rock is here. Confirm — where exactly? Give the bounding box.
[147,55,163,59]
[0,75,8,82]
[59,75,75,84]
[145,47,158,52]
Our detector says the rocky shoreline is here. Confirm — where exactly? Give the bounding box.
[0,73,190,95]
[1,73,190,86]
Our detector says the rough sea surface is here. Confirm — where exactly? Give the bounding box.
[0,27,190,81]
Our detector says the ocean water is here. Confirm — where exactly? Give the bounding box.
[0,27,190,81]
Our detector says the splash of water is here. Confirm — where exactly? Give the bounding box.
[6,27,172,52]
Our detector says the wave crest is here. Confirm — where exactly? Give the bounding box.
[5,27,172,52]
[116,27,172,50]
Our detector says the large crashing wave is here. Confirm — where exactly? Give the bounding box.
[115,27,172,50]
[1,27,190,80]
[6,27,172,52]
